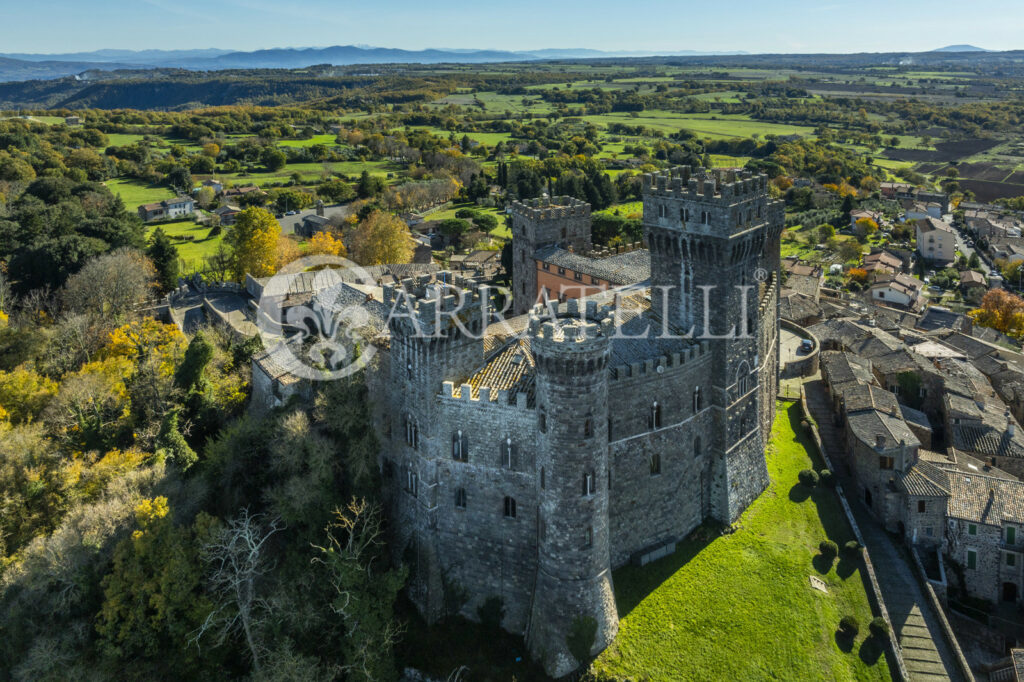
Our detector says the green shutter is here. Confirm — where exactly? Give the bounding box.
[1008,553,1016,567]
[968,523,977,536]
[967,550,977,570]
[1008,527,1016,544]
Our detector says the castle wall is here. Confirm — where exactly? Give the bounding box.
[605,352,714,566]
[426,389,540,630]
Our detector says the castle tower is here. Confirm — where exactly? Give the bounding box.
[508,196,591,316]
[382,273,491,621]
[526,303,618,677]
[642,167,784,522]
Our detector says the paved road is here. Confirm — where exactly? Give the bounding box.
[804,380,965,681]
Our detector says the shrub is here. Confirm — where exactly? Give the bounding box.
[869,617,889,638]
[455,207,479,220]
[839,615,859,636]
[819,469,836,488]
[798,469,819,487]
[843,540,862,557]
[566,614,598,666]
[819,540,839,557]
[208,224,222,237]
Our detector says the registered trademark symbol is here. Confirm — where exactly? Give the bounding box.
[753,268,769,282]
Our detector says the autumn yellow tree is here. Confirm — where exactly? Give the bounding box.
[854,217,879,238]
[969,289,1024,338]
[224,207,281,281]
[347,210,414,266]
[309,230,347,258]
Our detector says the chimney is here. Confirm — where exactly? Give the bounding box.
[1007,410,1016,438]
[875,434,886,449]
[316,199,325,217]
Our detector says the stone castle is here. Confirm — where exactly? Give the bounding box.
[379,167,784,676]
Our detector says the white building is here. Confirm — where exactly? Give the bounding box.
[916,217,956,264]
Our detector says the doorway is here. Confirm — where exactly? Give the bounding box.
[1002,582,1018,602]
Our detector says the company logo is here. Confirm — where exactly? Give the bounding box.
[255,255,378,381]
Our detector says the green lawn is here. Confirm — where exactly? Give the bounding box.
[277,134,340,148]
[105,177,175,207]
[424,202,510,239]
[592,402,890,681]
[146,219,223,271]
[582,111,816,140]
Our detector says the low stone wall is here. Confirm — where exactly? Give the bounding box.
[910,546,976,682]
[798,388,910,682]
[949,610,1007,658]
[780,320,820,379]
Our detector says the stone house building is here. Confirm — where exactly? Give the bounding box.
[915,217,956,264]
[137,195,195,222]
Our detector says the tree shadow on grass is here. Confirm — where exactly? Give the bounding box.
[813,553,836,574]
[834,630,855,653]
[858,636,884,665]
[613,521,722,618]
[836,555,859,580]
[789,482,811,503]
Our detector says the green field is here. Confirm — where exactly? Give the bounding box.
[592,402,889,681]
[583,111,816,140]
[146,219,224,271]
[277,134,340,148]
[105,177,175,207]
[103,133,149,148]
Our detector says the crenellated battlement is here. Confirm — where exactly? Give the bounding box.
[383,270,493,338]
[440,380,532,408]
[609,340,710,382]
[642,165,769,204]
[509,195,591,221]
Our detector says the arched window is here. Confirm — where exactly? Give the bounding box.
[694,436,702,458]
[540,466,546,489]
[501,437,513,469]
[503,496,517,519]
[405,415,419,449]
[452,430,468,462]
[607,417,613,442]
[649,401,662,430]
[650,453,661,476]
[693,386,702,412]
[406,470,419,497]
[454,487,467,508]
[539,408,547,434]
[584,415,594,438]
[584,526,593,549]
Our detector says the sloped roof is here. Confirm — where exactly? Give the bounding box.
[946,471,1024,524]
[895,460,950,497]
[534,245,650,285]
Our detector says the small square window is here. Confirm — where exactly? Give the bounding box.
[1008,527,1017,545]
[917,500,926,513]
[926,527,933,537]
[968,523,977,536]
[1007,553,1017,567]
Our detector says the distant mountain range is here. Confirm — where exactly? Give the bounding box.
[0,45,750,83]
[931,44,989,52]
[0,44,1011,86]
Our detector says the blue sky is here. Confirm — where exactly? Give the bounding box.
[3,0,1022,55]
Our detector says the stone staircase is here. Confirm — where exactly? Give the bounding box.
[803,378,965,682]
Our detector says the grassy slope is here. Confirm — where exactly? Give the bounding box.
[592,402,889,681]
[145,219,223,271]
[105,177,175,207]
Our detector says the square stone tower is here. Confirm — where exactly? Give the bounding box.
[642,166,783,522]
[508,196,591,315]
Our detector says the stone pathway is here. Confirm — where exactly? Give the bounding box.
[803,379,964,681]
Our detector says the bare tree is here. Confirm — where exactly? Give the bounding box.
[193,509,282,673]
[312,499,406,681]
[61,248,155,319]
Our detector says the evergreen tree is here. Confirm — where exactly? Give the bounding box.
[147,227,179,293]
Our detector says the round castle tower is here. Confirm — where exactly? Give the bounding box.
[526,302,618,677]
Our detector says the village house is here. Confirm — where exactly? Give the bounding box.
[915,217,956,264]
[222,185,265,202]
[213,204,241,226]
[869,273,926,311]
[863,251,904,280]
[532,243,649,305]
[198,178,224,195]
[850,209,883,230]
[959,270,987,295]
[137,195,195,222]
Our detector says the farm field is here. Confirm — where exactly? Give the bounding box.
[592,402,890,681]
[105,177,175,207]
[583,111,816,139]
[277,134,339,148]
